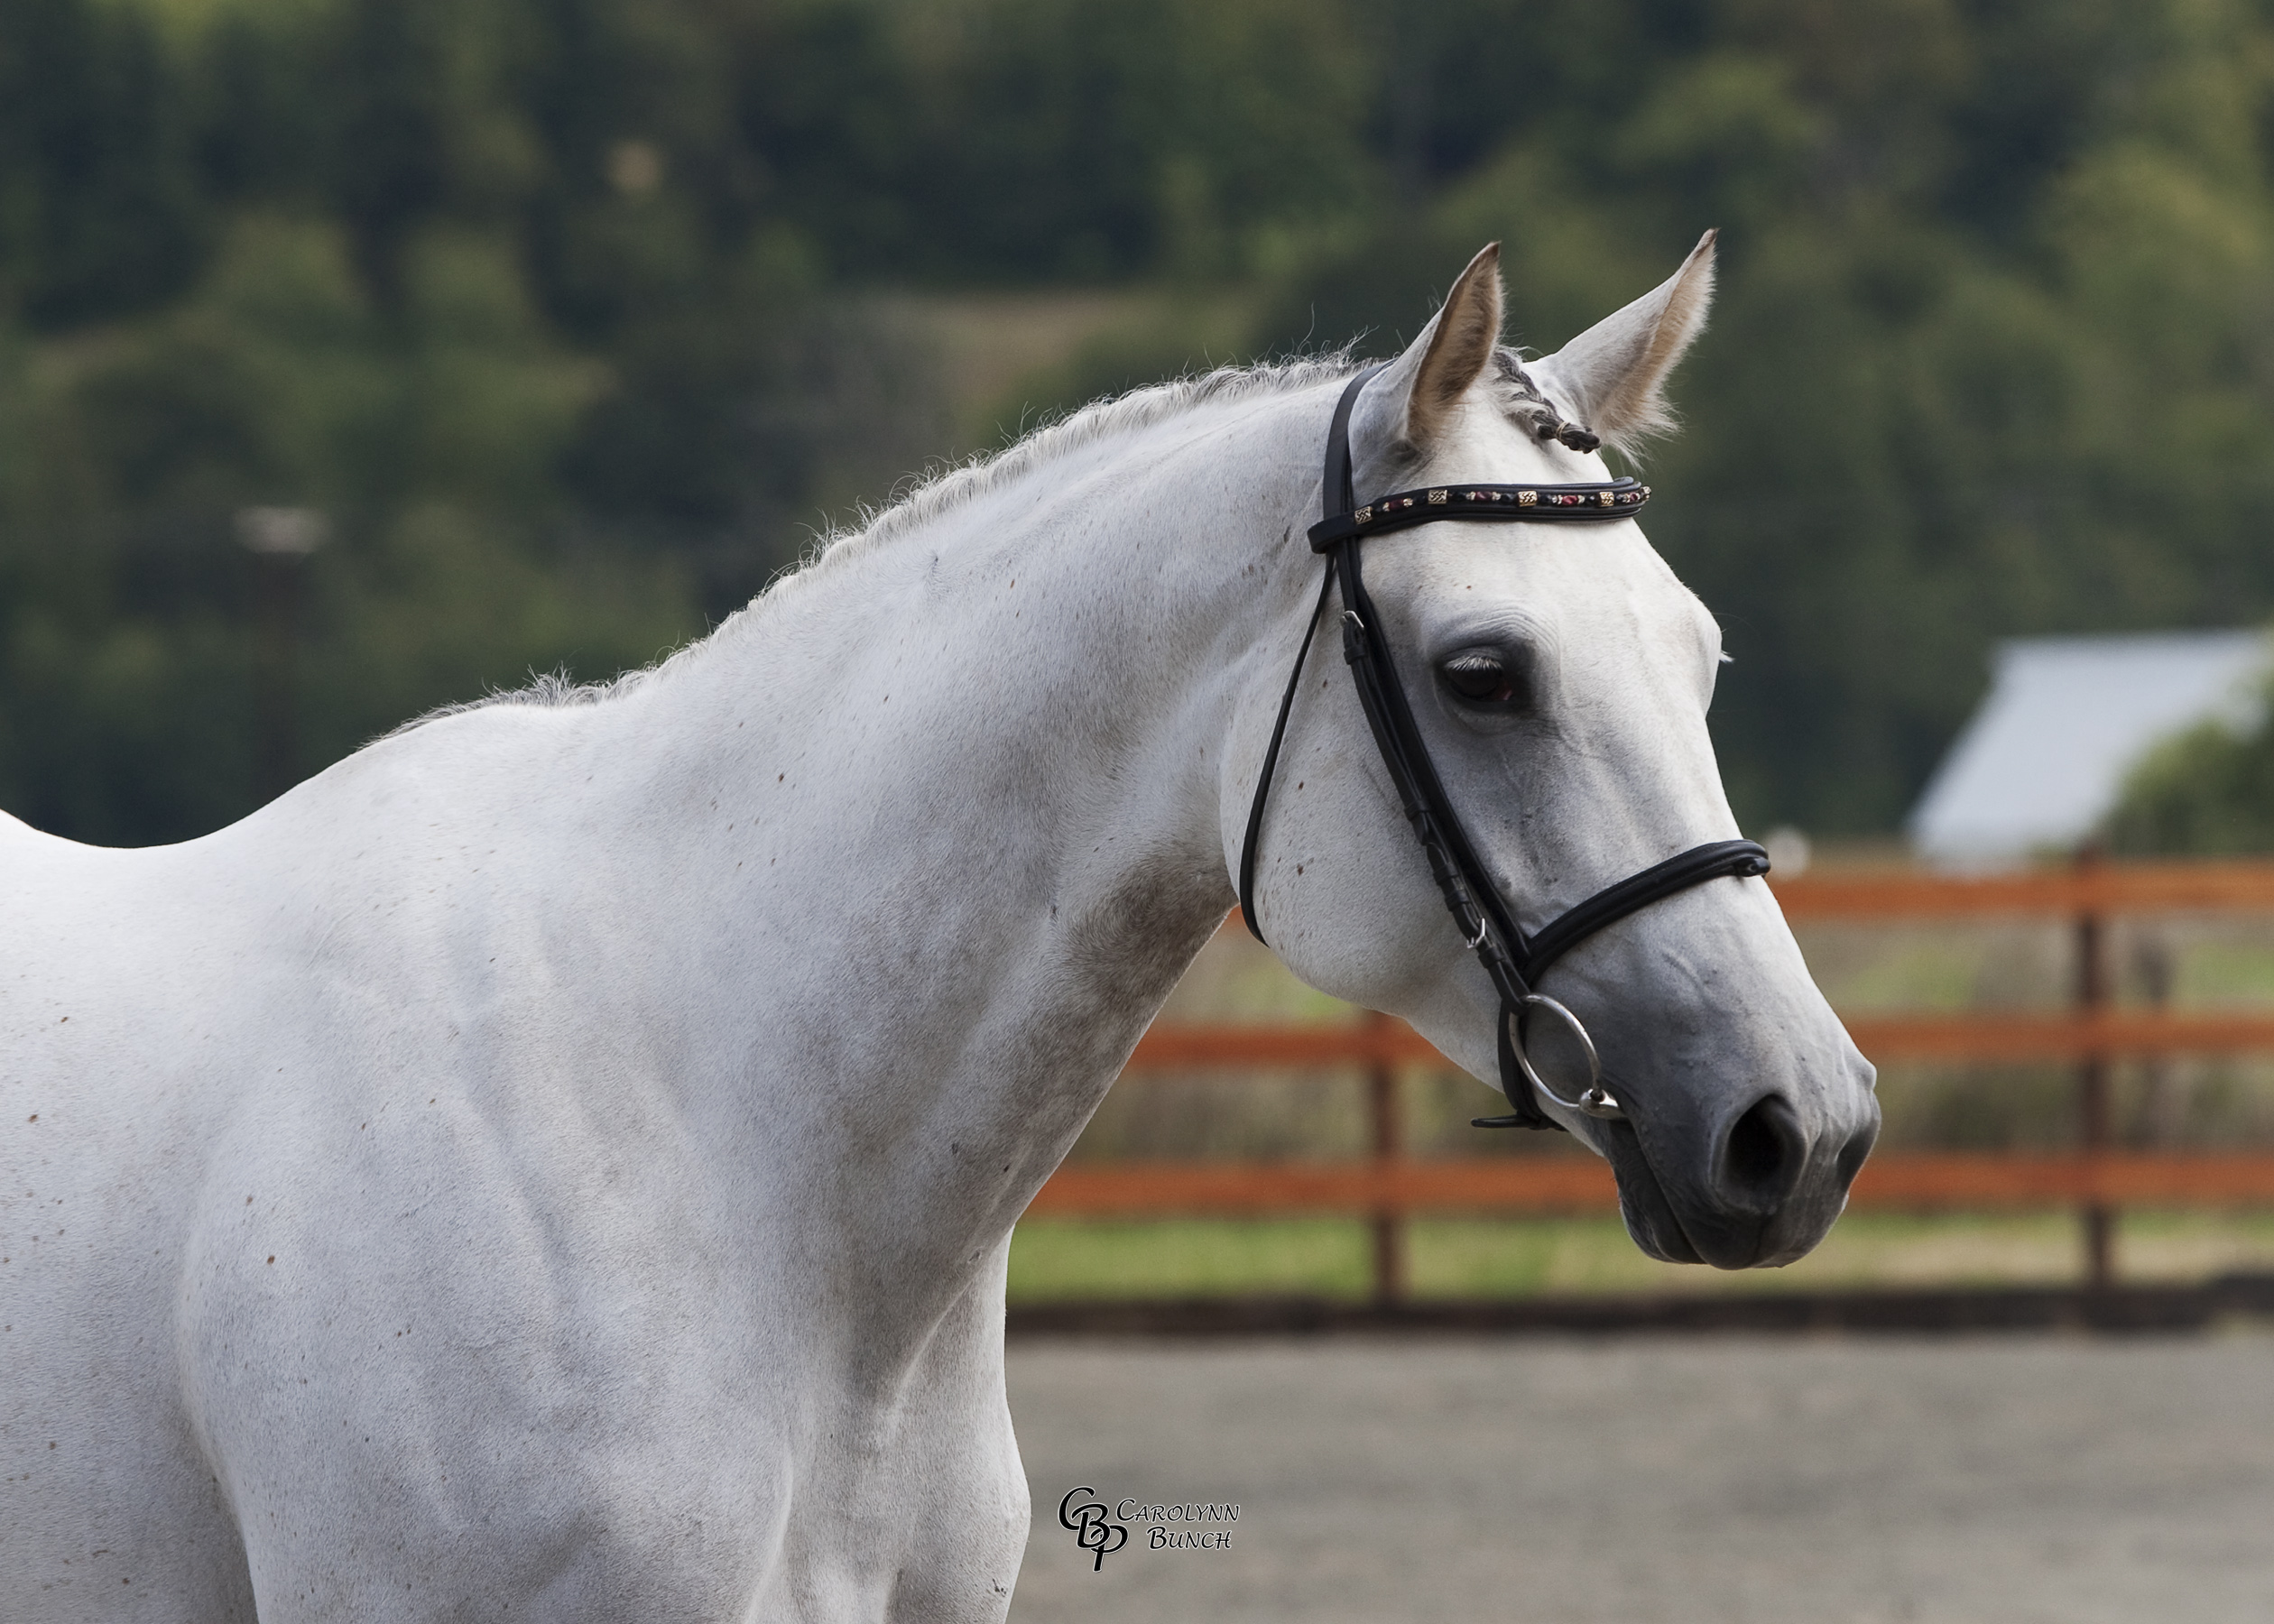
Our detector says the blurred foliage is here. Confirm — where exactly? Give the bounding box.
[2110,688,2274,855]
[1239,2,2274,835]
[10,0,2274,842]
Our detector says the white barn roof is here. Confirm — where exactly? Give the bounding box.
[1908,630,2270,866]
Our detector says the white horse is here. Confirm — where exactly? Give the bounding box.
[3,239,1876,1620]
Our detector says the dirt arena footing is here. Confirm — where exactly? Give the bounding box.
[1006,1271,2274,1336]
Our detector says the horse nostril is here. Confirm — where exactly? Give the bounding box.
[1720,1093,1804,1208]
[1834,1119,1878,1190]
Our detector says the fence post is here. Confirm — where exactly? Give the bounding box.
[2134,932,2177,1143]
[1364,1010,1405,1305]
[2074,846,2115,1290]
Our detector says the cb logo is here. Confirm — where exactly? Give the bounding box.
[1058,1486,1130,1572]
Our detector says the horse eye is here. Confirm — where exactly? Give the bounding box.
[1441,650,1519,706]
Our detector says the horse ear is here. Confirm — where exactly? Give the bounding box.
[1528,229,1716,455]
[1360,243,1504,454]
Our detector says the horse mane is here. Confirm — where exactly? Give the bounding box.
[395,353,1356,734]
[800,350,1356,574]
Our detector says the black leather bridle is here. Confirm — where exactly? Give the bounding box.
[1238,364,1770,1131]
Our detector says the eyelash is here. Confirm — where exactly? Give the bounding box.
[1442,652,1520,706]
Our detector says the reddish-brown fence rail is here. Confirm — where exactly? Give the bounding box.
[1031,856,2274,1298]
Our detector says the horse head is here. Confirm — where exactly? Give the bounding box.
[1242,237,1878,1269]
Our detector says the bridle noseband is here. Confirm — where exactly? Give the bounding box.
[1237,365,1770,1132]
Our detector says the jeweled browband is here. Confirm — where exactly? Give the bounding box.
[1307,479,1649,549]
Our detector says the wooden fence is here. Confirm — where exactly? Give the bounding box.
[1030,856,2274,1297]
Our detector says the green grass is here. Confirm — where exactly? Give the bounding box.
[1006,1213,2274,1301]
[1008,1219,1375,1300]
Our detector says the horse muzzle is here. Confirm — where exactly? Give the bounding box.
[1596,1055,1881,1269]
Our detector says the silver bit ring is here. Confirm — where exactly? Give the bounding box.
[1508,994,1622,1120]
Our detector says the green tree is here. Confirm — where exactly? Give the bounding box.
[2109,688,2274,856]
[19,0,2274,846]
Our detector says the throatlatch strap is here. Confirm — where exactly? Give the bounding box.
[1236,567,1336,945]
[1238,364,1383,946]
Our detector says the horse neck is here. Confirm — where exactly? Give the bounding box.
[583,386,1324,1274]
